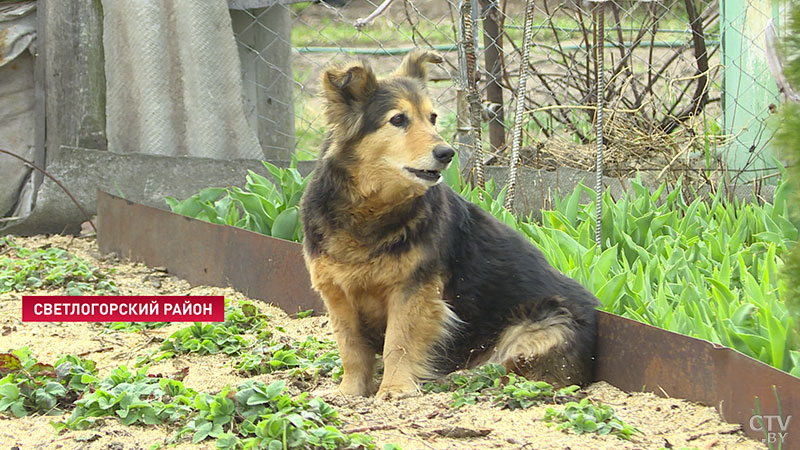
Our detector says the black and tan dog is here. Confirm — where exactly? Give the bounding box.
[301,51,598,399]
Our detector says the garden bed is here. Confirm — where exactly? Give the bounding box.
[0,234,767,450]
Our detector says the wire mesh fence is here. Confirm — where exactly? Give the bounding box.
[231,0,787,186]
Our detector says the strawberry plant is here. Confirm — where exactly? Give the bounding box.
[423,364,580,410]
[0,237,117,295]
[234,336,343,380]
[160,301,271,357]
[0,348,98,418]
[543,397,641,440]
[202,380,373,450]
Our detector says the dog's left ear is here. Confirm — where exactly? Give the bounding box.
[394,50,443,81]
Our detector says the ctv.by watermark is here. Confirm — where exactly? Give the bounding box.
[750,414,791,446]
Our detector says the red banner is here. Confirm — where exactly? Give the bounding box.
[21,296,225,322]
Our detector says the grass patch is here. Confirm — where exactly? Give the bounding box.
[292,16,454,49]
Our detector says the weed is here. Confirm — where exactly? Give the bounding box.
[295,308,314,319]
[753,386,786,450]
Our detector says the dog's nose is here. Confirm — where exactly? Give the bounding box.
[432,145,455,164]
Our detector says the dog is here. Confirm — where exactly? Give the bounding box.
[301,50,598,399]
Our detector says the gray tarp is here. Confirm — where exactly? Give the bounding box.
[0,2,36,220]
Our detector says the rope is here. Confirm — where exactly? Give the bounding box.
[461,0,485,190]
[504,0,535,211]
[594,1,606,249]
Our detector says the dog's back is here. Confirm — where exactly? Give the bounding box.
[425,184,598,385]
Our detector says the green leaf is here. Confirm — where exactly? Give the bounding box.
[271,207,300,241]
[595,272,629,309]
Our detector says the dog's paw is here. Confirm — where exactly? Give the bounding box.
[310,387,368,407]
[311,387,346,398]
[337,377,377,397]
[375,385,420,402]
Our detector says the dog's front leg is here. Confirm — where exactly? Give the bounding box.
[378,283,450,399]
[318,283,377,396]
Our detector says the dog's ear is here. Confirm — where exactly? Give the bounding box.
[322,62,378,105]
[394,50,443,81]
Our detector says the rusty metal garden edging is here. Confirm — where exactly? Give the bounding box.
[96,190,325,315]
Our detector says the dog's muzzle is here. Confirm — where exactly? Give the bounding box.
[405,145,455,183]
[432,145,455,164]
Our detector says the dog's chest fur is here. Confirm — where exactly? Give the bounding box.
[308,229,426,296]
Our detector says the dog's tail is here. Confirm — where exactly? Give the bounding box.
[487,295,596,387]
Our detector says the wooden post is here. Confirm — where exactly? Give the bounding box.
[481,0,506,155]
[40,0,107,164]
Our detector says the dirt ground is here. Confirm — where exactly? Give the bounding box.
[0,234,766,450]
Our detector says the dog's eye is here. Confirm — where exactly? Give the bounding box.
[430,113,438,125]
[389,113,408,127]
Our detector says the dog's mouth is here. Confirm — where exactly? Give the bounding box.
[405,167,441,182]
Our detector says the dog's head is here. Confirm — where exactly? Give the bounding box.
[321,51,455,199]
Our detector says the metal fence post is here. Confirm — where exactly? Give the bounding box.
[591,0,607,249]
[504,0,535,211]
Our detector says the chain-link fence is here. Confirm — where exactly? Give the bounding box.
[231,0,788,186]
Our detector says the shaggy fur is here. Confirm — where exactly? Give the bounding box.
[301,51,598,399]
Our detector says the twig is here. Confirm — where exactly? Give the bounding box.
[77,347,115,357]
[766,18,800,102]
[342,421,408,434]
[505,34,589,141]
[0,148,97,233]
[658,0,710,134]
[354,0,395,30]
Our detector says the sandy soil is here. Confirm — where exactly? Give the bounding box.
[0,234,766,450]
